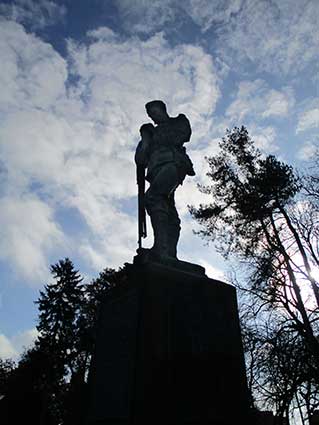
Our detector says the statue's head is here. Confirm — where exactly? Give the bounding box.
[140,123,154,140]
[145,100,169,124]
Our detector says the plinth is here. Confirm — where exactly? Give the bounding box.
[86,261,252,425]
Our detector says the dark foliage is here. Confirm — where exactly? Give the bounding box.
[0,346,65,425]
[190,127,319,422]
[190,126,300,257]
[0,358,15,397]
[0,258,128,424]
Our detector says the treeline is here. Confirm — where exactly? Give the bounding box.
[0,260,129,425]
[190,127,319,424]
[0,126,318,424]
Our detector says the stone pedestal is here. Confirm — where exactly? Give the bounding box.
[86,261,252,425]
[310,411,319,425]
[255,411,275,425]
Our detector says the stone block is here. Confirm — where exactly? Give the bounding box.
[86,261,252,425]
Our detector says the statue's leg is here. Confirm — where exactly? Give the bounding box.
[145,164,179,259]
[150,208,169,258]
[167,193,181,259]
[144,193,169,258]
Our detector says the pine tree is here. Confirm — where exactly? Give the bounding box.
[36,258,83,377]
[190,126,319,421]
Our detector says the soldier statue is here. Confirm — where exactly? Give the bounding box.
[135,100,195,261]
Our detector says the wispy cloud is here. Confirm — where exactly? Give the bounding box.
[114,0,318,76]
[115,0,178,34]
[0,0,66,29]
[0,194,65,283]
[250,125,279,153]
[0,334,17,359]
[226,79,295,123]
[183,0,243,31]
[115,0,243,34]
[0,20,67,113]
[0,328,38,360]
[297,140,318,161]
[297,107,319,133]
[217,0,318,75]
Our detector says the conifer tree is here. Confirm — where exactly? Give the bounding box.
[190,127,319,421]
[36,258,84,377]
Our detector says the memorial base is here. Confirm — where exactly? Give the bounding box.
[86,261,252,425]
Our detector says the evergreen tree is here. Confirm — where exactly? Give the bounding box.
[36,258,84,377]
[34,258,86,423]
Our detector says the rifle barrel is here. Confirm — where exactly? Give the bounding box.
[137,165,147,248]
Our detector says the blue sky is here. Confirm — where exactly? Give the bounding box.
[0,0,318,359]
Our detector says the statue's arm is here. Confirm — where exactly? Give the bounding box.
[135,139,150,167]
[176,114,192,144]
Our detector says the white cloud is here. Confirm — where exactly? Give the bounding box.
[0,0,66,29]
[297,108,319,133]
[0,194,65,283]
[262,89,294,118]
[0,328,38,360]
[226,79,294,123]
[11,328,39,355]
[115,0,243,34]
[87,27,118,41]
[218,0,318,75]
[183,0,243,31]
[297,141,318,161]
[198,260,225,281]
[114,0,318,76]
[250,125,279,153]
[0,334,17,359]
[0,21,221,281]
[67,31,219,143]
[0,20,67,112]
[115,0,177,34]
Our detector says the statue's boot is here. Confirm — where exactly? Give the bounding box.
[150,211,169,260]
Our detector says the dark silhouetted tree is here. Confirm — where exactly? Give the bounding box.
[1,259,129,424]
[190,126,319,422]
[35,259,129,424]
[0,346,64,425]
[0,357,16,421]
[0,358,15,395]
[303,147,319,204]
[36,258,84,377]
[35,258,85,423]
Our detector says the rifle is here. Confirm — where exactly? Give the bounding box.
[137,164,147,250]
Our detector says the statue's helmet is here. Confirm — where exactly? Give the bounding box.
[145,100,167,113]
[145,100,168,123]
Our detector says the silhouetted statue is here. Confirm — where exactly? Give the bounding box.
[135,100,195,261]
